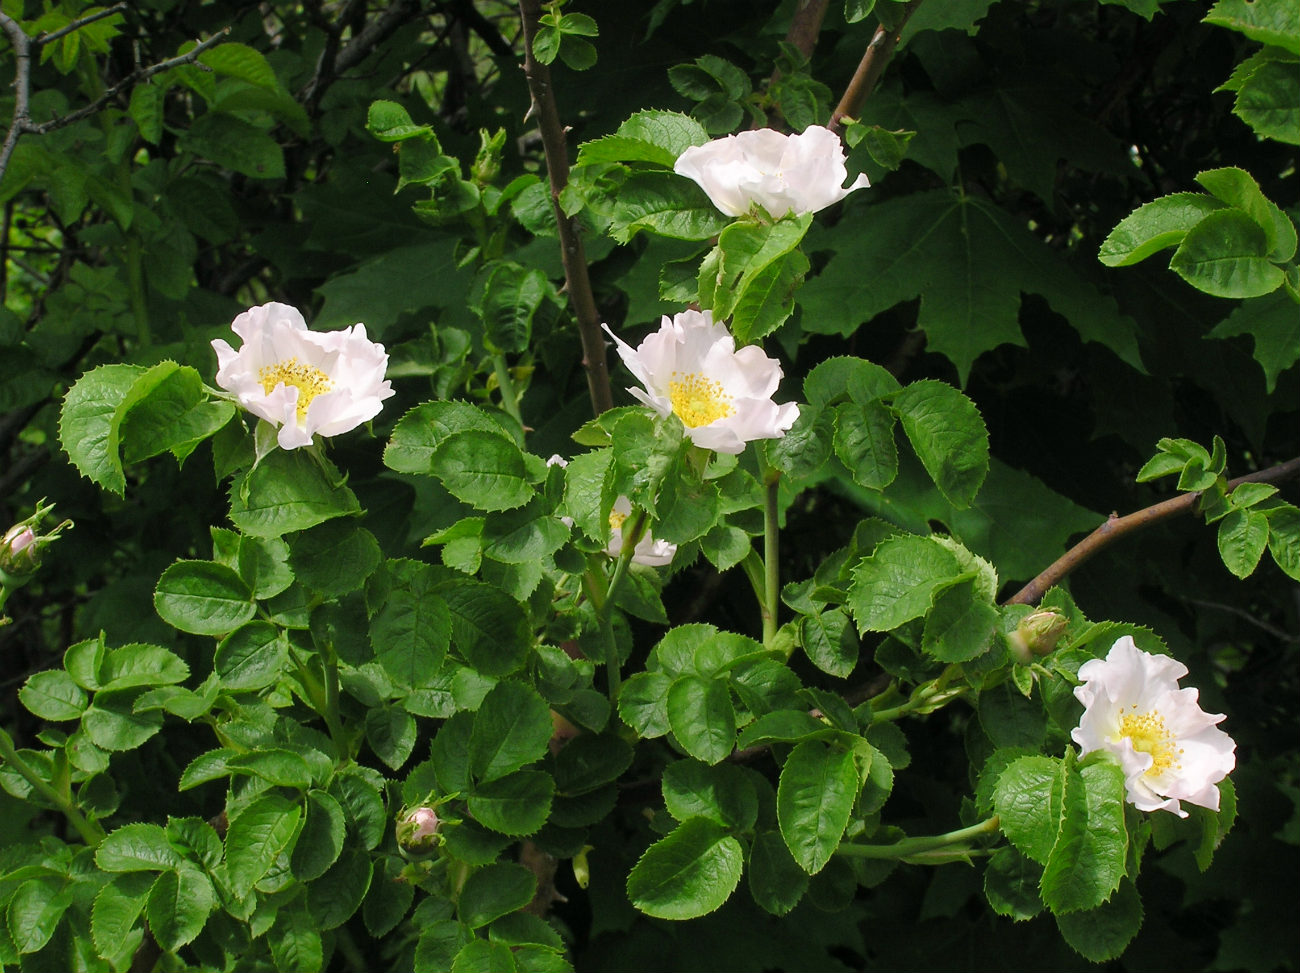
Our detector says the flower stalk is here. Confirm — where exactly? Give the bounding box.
[836,815,1000,862]
[762,472,781,647]
[0,727,105,847]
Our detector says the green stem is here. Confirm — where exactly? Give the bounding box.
[869,666,968,724]
[762,473,780,647]
[583,509,646,705]
[492,353,524,428]
[836,815,1000,861]
[0,727,105,846]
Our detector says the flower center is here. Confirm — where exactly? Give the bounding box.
[259,358,333,421]
[1119,706,1183,777]
[668,371,735,428]
[609,510,628,530]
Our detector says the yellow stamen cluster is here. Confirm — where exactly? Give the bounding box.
[1119,705,1184,777]
[609,510,628,530]
[259,358,333,421]
[668,371,734,428]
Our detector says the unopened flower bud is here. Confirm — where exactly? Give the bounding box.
[397,806,441,854]
[1007,609,1068,663]
[1,502,71,587]
[1,526,38,576]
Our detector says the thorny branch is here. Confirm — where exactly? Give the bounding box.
[517,0,613,417]
[1,7,229,184]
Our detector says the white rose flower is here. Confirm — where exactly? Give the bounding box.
[212,302,395,450]
[606,496,677,567]
[603,309,799,455]
[673,125,870,219]
[1071,635,1236,817]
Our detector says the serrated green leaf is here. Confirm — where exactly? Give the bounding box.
[833,399,898,491]
[576,109,710,168]
[748,828,809,915]
[59,363,144,496]
[1196,167,1297,262]
[1041,760,1128,914]
[147,865,214,952]
[1170,208,1286,298]
[777,740,858,874]
[607,170,732,243]
[96,823,182,872]
[1234,57,1300,145]
[225,794,302,896]
[91,874,151,962]
[893,380,990,507]
[626,817,744,919]
[229,448,361,537]
[365,706,417,770]
[993,755,1065,865]
[290,790,347,882]
[469,680,553,782]
[6,878,71,955]
[662,760,757,830]
[437,577,530,677]
[618,671,673,739]
[19,670,87,721]
[667,674,736,764]
[699,215,812,322]
[1217,507,1270,577]
[458,863,537,929]
[1208,291,1300,392]
[921,577,997,662]
[118,363,235,464]
[289,521,381,596]
[269,897,324,973]
[984,846,1044,921]
[153,560,254,636]
[466,770,554,836]
[431,430,534,511]
[1099,192,1226,267]
[1205,0,1300,55]
[552,733,634,795]
[847,534,963,633]
[799,609,860,678]
[306,841,372,929]
[805,356,901,409]
[215,621,289,691]
[1055,879,1144,961]
[82,690,164,751]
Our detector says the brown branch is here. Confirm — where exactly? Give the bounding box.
[0,19,229,184]
[334,0,424,76]
[36,3,127,46]
[762,0,830,128]
[1005,455,1300,606]
[516,0,613,417]
[829,0,925,130]
[299,0,368,115]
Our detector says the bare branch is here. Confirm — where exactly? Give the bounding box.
[830,0,925,130]
[334,0,423,76]
[1,17,230,184]
[26,30,230,137]
[1004,455,1300,606]
[0,12,36,186]
[517,0,613,417]
[35,3,127,46]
